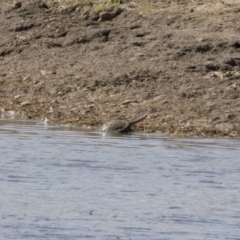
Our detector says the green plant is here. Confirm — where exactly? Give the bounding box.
[91,3,106,12]
[107,0,121,4]
[138,3,154,11]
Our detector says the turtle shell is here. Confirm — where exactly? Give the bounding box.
[102,120,131,132]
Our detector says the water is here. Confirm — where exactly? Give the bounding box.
[0,115,240,240]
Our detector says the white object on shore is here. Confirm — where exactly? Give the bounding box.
[38,117,49,126]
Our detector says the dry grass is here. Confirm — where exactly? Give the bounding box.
[44,0,99,7]
[44,0,121,11]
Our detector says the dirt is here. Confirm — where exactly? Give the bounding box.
[1,0,240,137]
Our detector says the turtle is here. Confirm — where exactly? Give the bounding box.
[102,114,147,133]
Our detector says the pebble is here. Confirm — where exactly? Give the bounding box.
[40,70,47,76]
[87,104,95,109]
[122,99,137,105]
[205,62,219,71]
[98,12,114,22]
[21,101,31,106]
[210,71,223,79]
[14,95,21,99]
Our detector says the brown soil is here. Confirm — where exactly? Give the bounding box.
[1,0,240,137]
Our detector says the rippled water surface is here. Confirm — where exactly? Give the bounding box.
[1,115,240,240]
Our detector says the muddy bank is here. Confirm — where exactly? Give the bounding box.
[1,0,240,137]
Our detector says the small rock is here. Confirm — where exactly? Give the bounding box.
[13,1,22,9]
[210,71,223,79]
[232,82,237,89]
[70,108,79,113]
[21,101,31,106]
[224,58,237,67]
[49,106,54,113]
[57,92,63,96]
[135,32,149,38]
[87,104,95,109]
[232,41,240,48]
[195,44,211,53]
[205,62,219,71]
[14,95,21,99]
[11,22,35,32]
[23,76,31,81]
[122,99,136,105]
[187,65,196,69]
[40,70,47,76]
[98,12,114,21]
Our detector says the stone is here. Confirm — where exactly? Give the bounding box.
[98,12,115,21]
[21,101,31,106]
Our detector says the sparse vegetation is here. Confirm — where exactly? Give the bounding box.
[91,3,106,12]
[91,0,121,13]
[45,0,88,7]
[107,0,121,4]
[138,3,154,11]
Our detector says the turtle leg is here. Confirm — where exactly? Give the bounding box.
[119,125,131,133]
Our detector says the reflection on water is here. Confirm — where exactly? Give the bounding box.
[0,115,240,240]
